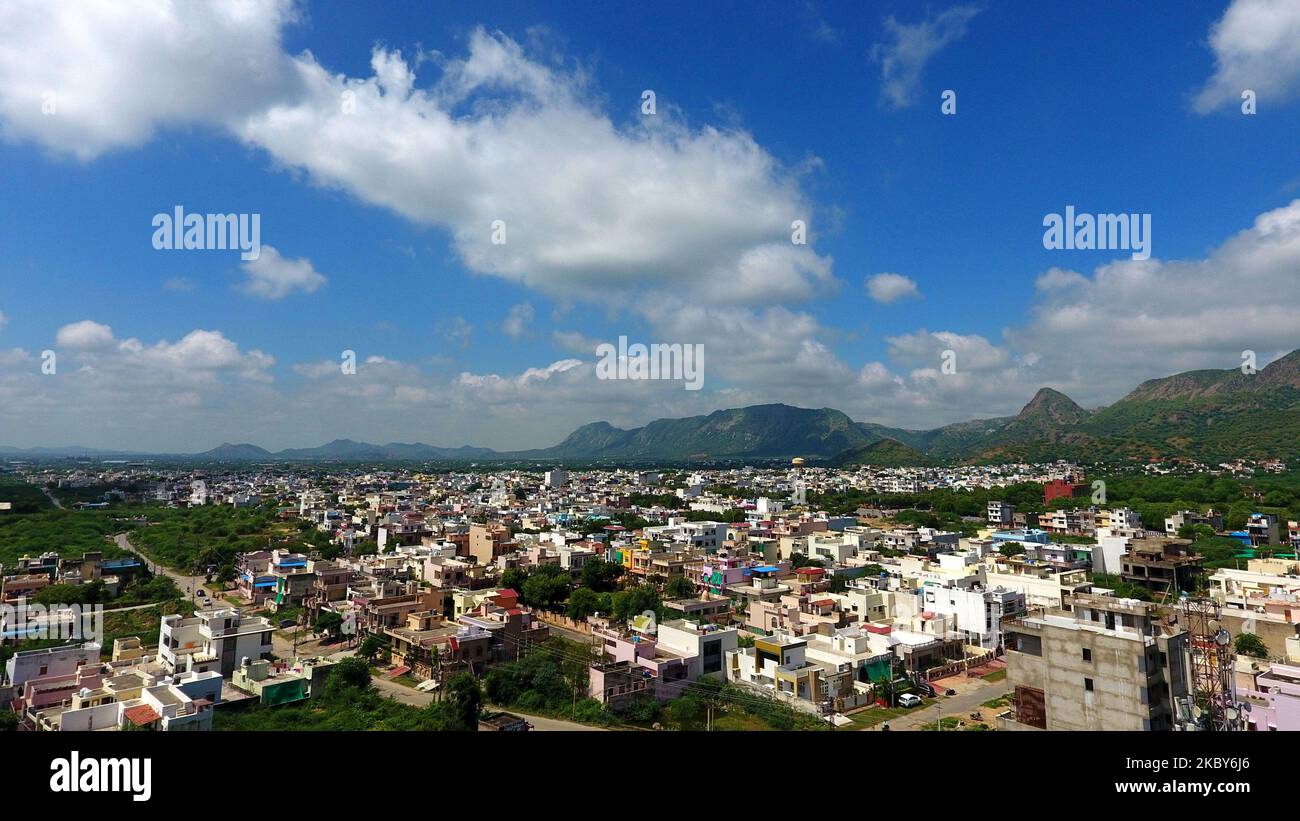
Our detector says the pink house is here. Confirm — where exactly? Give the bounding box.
[1243,663,1300,731]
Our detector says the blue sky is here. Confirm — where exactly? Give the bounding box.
[1,0,1299,451]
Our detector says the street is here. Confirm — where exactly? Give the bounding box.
[879,682,1010,731]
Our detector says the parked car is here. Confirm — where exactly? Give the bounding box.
[898,693,923,708]
[915,681,936,697]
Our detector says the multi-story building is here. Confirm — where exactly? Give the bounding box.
[919,583,1027,650]
[727,633,855,713]
[1002,593,1189,731]
[384,611,492,680]
[1120,540,1203,594]
[1247,513,1280,546]
[987,501,1016,527]
[1165,509,1224,537]
[468,523,515,565]
[1043,479,1087,505]
[157,608,274,676]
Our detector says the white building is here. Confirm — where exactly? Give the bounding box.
[919,584,1026,649]
[656,620,737,680]
[157,608,274,677]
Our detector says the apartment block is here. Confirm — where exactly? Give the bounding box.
[1002,593,1189,731]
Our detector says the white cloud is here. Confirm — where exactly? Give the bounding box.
[232,28,831,305]
[552,329,601,354]
[865,272,922,304]
[873,5,980,109]
[0,309,7,331]
[886,329,1009,372]
[56,320,115,350]
[501,303,534,338]
[0,0,301,160]
[0,324,276,450]
[238,245,326,299]
[1193,0,1300,113]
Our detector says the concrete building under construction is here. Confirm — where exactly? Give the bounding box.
[1001,592,1189,731]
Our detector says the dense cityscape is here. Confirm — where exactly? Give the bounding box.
[4,453,1299,734]
[1,0,1296,802]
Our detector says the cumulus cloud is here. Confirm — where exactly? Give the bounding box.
[0,0,301,160]
[55,320,115,350]
[0,324,276,450]
[236,30,832,303]
[872,5,980,109]
[1193,0,1300,113]
[238,245,326,299]
[865,272,922,304]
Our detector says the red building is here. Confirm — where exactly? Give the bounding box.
[1043,479,1087,505]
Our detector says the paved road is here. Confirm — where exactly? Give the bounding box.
[113,532,211,603]
[42,487,65,509]
[882,684,1011,731]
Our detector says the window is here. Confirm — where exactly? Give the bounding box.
[1084,677,1094,692]
[1082,648,1091,662]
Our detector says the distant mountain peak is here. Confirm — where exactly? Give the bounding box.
[1017,387,1089,424]
[197,442,272,459]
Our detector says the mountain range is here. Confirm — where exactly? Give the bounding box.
[6,351,1300,465]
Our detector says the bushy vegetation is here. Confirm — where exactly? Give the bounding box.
[130,504,322,578]
[653,677,828,731]
[0,507,129,566]
[215,658,480,731]
[0,480,54,514]
[482,637,617,725]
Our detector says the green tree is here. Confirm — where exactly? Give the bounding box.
[324,657,373,700]
[567,586,602,620]
[499,566,530,595]
[358,635,388,663]
[664,574,696,599]
[580,557,623,592]
[314,611,343,636]
[1234,632,1269,659]
[445,672,483,730]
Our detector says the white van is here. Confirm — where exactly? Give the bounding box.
[898,693,922,708]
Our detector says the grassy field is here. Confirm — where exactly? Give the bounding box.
[843,698,936,729]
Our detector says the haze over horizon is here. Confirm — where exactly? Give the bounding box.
[2,0,1300,452]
